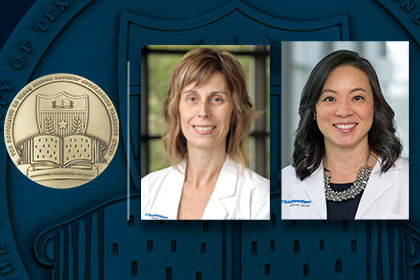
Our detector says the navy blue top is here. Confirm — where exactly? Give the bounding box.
[327,183,364,220]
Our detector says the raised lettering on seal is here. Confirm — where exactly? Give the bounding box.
[414,13,420,24]
[0,97,7,107]
[20,41,32,54]
[0,244,6,254]
[33,20,47,32]
[55,0,70,12]
[11,56,24,69]
[0,81,12,92]
[401,0,416,12]
[44,9,59,22]
[0,261,12,275]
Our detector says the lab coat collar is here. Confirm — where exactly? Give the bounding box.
[156,164,186,219]
[158,155,238,220]
[300,164,327,219]
[355,157,400,219]
[202,155,238,219]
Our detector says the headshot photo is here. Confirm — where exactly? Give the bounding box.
[140,45,270,220]
[281,42,409,220]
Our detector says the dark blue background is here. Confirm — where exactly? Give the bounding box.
[0,1,418,279]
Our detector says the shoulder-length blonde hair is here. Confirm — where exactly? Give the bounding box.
[162,47,260,170]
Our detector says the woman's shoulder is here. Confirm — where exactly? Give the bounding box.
[141,165,185,202]
[224,156,269,188]
[392,157,409,179]
[379,157,409,174]
[240,167,270,219]
[241,167,269,187]
[395,157,409,169]
[282,164,296,175]
[141,165,182,185]
[281,163,323,182]
[281,164,300,183]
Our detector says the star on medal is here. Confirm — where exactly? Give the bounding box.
[58,119,68,129]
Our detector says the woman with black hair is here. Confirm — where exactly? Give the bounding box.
[282,50,408,220]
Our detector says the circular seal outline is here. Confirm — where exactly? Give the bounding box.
[4,73,119,185]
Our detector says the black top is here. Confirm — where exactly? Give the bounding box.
[327,183,364,220]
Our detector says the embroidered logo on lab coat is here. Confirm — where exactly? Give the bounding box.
[282,199,312,207]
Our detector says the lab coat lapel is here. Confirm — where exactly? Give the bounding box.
[355,159,397,219]
[202,156,237,220]
[154,163,186,219]
[300,165,327,219]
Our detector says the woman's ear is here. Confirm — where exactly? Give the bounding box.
[312,108,317,120]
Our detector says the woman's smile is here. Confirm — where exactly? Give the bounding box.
[333,122,357,132]
[192,125,217,134]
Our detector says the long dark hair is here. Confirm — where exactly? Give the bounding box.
[293,49,402,180]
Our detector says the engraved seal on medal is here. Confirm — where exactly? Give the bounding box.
[4,73,119,189]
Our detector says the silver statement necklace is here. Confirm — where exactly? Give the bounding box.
[324,151,372,202]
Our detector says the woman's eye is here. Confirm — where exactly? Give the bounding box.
[187,97,196,102]
[212,97,222,102]
[353,95,363,101]
[324,96,335,102]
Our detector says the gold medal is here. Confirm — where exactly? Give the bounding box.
[4,74,119,188]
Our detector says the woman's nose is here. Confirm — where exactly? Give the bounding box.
[198,101,210,118]
[335,100,353,117]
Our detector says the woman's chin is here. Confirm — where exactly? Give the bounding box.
[331,139,361,149]
[330,134,370,150]
[187,140,225,151]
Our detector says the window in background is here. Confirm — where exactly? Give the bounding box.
[141,45,270,179]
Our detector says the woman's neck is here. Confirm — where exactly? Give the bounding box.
[185,144,227,190]
[324,143,376,183]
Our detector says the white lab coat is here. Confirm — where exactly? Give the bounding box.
[281,157,409,220]
[141,156,270,220]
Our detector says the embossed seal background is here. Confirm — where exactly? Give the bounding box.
[0,0,418,279]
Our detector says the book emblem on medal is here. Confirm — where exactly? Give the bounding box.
[4,74,119,188]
